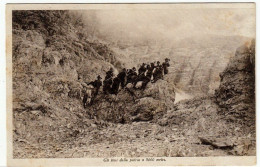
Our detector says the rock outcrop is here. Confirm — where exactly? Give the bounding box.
[12,11,176,158]
[12,11,123,158]
[215,40,255,133]
[88,79,175,123]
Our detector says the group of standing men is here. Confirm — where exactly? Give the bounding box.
[83,58,170,107]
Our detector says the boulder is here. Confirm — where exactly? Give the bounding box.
[131,97,167,122]
[144,80,175,110]
[88,79,175,123]
[199,137,234,149]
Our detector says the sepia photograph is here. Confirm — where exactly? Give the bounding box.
[6,3,256,166]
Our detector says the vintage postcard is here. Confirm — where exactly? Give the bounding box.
[6,3,256,166]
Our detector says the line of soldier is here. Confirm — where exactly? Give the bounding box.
[83,58,170,107]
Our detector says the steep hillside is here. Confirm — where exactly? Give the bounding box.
[12,10,255,158]
[12,10,177,158]
[12,10,123,158]
[215,40,255,134]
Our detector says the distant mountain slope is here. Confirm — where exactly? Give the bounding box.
[108,35,250,95]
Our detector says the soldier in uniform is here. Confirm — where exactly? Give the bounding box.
[103,68,114,94]
[138,71,150,90]
[141,76,150,90]
[111,76,121,95]
[127,67,138,85]
[156,61,161,67]
[152,62,159,82]
[117,68,127,88]
[82,84,94,108]
[153,61,164,83]
[158,63,164,79]
[88,75,102,99]
[146,63,155,81]
[162,58,170,75]
[126,68,133,84]
[105,68,114,80]
[131,67,138,87]
[138,63,147,76]
[132,67,137,76]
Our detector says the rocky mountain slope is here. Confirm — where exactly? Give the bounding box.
[15,95,255,158]
[12,10,255,158]
[215,40,255,134]
[12,10,176,158]
[12,10,123,158]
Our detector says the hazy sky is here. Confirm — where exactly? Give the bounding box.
[82,7,255,42]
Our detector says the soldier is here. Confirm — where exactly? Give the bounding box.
[156,61,161,67]
[162,58,170,75]
[152,62,159,82]
[146,63,155,81]
[132,67,137,76]
[153,61,164,83]
[158,64,164,79]
[111,76,121,95]
[136,70,150,90]
[103,78,112,95]
[117,68,127,88]
[105,67,114,80]
[126,68,133,84]
[82,84,94,108]
[103,68,114,94]
[141,76,150,90]
[138,63,146,76]
[88,75,102,99]
[151,62,156,69]
[127,67,138,85]
[131,67,138,87]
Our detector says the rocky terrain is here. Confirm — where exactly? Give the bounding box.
[86,79,175,124]
[12,10,122,158]
[12,11,255,158]
[215,39,255,135]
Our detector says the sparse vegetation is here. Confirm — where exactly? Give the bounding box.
[12,10,255,158]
